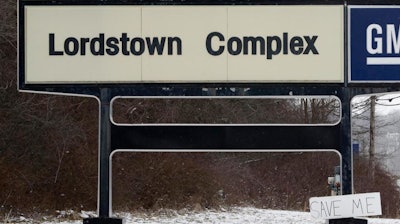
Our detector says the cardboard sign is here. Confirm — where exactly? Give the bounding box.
[309,192,382,219]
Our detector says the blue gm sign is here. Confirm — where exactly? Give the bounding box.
[349,6,400,83]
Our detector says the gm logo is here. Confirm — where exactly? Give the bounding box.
[349,6,400,82]
[367,24,400,65]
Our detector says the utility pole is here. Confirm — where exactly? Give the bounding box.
[369,95,376,180]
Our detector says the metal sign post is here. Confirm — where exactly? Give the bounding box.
[98,88,111,218]
[83,88,123,224]
[339,87,352,195]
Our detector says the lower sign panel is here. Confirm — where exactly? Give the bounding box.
[309,192,382,219]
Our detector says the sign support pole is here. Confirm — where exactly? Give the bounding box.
[99,88,111,218]
[84,88,122,224]
[340,87,352,195]
[328,89,368,224]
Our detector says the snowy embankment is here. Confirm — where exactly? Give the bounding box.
[12,207,400,224]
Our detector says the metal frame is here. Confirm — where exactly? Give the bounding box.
[17,0,400,223]
[109,149,343,217]
[110,95,342,126]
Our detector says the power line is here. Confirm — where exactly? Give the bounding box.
[375,102,400,107]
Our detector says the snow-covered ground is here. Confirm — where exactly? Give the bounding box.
[8,207,400,224]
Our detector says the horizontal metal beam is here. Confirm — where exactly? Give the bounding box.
[111,125,340,150]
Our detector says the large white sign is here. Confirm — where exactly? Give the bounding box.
[309,192,382,219]
[23,5,344,84]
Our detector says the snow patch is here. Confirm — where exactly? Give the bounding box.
[15,207,400,224]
